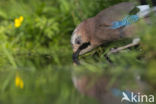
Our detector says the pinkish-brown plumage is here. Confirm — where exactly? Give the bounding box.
[71,2,140,57]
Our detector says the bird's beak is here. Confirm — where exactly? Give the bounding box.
[73,44,80,53]
[72,42,91,65]
[72,44,81,65]
[72,49,81,65]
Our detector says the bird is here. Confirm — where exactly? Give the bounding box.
[71,1,156,64]
[71,1,156,104]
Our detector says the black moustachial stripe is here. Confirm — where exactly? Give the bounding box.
[79,42,91,50]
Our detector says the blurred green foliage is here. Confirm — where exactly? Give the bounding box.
[0,0,156,104]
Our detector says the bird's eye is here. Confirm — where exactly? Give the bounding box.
[76,40,81,44]
[75,36,81,45]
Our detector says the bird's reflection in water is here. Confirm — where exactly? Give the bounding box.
[72,71,122,104]
[71,66,149,104]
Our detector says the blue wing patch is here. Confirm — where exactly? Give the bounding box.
[111,15,139,29]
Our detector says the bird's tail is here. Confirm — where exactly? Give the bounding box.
[137,5,156,18]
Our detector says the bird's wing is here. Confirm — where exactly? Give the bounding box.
[95,2,136,26]
[91,2,138,44]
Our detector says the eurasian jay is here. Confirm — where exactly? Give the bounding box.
[71,1,156,104]
[71,1,156,64]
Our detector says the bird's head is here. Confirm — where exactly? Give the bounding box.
[71,21,95,64]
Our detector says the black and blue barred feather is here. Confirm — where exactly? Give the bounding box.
[111,15,139,29]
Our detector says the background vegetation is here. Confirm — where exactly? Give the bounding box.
[0,0,155,104]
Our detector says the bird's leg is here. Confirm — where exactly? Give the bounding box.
[108,38,140,55]
[105,38,140,62]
